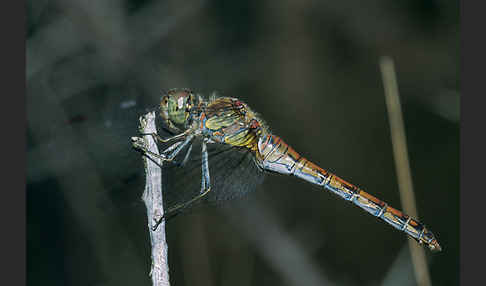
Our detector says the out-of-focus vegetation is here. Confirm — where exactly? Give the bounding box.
[27,1,459,285]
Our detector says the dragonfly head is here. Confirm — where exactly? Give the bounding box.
[160,88,200,132]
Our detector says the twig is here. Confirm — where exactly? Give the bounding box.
[131,112,170,286]
[380,56,432,286]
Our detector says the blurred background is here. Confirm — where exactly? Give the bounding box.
[27,0,459,285]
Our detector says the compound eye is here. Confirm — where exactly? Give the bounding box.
[161,96,169,106]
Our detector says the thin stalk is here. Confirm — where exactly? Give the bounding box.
[132,112,170,286]
[380,56,432,286]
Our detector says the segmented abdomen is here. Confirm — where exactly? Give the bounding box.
[257,134,441,252]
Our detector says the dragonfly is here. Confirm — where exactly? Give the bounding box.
[133,88,441,252]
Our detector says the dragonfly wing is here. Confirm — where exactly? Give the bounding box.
[161,138,265,212]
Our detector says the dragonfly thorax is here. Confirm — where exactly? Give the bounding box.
[198,97,271,154]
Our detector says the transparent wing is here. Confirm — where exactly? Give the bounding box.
[161,137,265,213]
[79,93,264,216]
[78,96,176,211]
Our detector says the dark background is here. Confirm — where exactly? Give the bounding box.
[27,0,459,285]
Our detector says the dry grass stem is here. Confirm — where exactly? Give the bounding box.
[380,56,432,286]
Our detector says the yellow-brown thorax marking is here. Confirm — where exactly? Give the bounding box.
[202,97,266,152]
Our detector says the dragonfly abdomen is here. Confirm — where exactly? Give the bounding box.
[324,176,441,251]
[257,134,441,252]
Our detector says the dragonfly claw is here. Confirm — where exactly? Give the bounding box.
[131,136,145,150]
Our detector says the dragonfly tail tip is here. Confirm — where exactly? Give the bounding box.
[428,240,442,252]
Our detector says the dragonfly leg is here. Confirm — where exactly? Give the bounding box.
[178,143,193,167]
[201,139,211,191]
[166,135,195,160]
[133,135,194,167]
[141,129,191,144]
[137,149,171,167]
[152,140,212,230]
[160,141,193,167]
[161,141,183,155]
[132,138,171,166]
